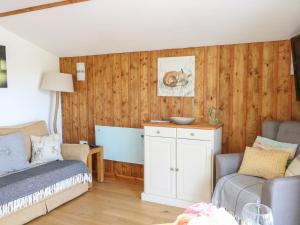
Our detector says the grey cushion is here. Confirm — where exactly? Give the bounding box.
[212,173,265,218]
[0,132,29,175]
[276,121,300,155]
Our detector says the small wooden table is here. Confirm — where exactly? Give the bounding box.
[87,146,104,184]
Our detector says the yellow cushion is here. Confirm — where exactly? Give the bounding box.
[238,147,290,179]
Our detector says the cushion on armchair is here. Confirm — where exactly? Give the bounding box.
[253,136,298,159]
[286,155,300,176]
[238,147,290,179]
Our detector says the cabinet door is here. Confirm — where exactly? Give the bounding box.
[177,139,212,202]
[144,136,176,198]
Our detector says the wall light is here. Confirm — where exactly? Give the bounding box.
[76,62,85,81]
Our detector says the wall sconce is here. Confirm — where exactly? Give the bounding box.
[76,62,85,81]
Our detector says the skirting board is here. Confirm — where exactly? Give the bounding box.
[141,192,195,208]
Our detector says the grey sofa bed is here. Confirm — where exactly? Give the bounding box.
[213,121,300,225]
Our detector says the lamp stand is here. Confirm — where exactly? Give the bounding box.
[53,91,60,134]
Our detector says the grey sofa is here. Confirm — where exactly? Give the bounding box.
[213,121,300,225]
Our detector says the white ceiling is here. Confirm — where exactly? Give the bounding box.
[0,0,300,57]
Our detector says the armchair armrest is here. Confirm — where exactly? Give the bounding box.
[61,144,89,164]
[262,175,300,225]
[215,153,243,182]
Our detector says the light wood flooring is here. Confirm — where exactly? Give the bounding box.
[29,179,182,225]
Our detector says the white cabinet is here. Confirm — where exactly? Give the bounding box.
[142,124,222,208]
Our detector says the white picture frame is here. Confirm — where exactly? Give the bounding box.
[157,56,195,97]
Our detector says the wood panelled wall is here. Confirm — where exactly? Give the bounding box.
[60,40,300,180]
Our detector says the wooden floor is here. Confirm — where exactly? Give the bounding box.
[29,179,182,225]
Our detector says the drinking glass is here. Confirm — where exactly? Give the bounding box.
[241,203,274,225]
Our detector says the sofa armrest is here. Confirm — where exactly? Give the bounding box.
[215,153,243,182]
[61,144,89,164]
[261,175,300,225]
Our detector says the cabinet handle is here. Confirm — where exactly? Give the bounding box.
[156,130,160,134]
[175,168,179,172]
[190,133,195,136]
[170,168,174,171]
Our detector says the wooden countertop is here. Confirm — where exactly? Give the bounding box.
[143,121,223,130]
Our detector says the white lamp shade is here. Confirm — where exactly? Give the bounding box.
[41,72,74,92]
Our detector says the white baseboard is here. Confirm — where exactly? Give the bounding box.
[141,192,195,208]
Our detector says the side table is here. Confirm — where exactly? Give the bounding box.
[87,146,104,184]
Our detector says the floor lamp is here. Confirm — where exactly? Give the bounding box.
[41,72,74,134]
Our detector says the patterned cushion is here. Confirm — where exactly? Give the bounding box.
[253,136,298,159]
[30,134,63,164]
[238,147,290,179]
[286,155,300,176]
[0,132,29,175]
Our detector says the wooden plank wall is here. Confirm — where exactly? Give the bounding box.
[60,40,300,180]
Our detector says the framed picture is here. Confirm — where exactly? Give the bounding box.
[0,45,7,88]
[158,56,195,97]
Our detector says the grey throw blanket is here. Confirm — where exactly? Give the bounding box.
[212,173,265,218]
[0,160,90,217]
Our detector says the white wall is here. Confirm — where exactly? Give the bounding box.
[0,26,61,133]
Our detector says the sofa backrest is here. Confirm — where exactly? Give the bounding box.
[262,120,300,156]
[0,121,49,160]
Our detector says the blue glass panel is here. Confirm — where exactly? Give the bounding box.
[95,126,144,164]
